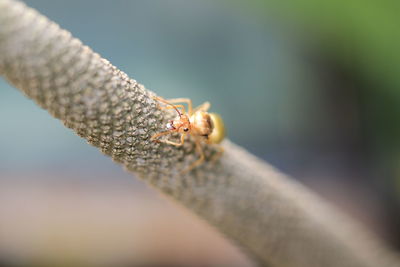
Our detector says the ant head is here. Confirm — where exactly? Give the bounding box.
[165,117,190,133]
[177,116,190,133]
[162,101,190,133]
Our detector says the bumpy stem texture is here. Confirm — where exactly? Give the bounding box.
[0,1,399,266]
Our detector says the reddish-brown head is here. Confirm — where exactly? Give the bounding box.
[165,107,191,134]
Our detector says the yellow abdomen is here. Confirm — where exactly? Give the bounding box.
[208,113,225,144]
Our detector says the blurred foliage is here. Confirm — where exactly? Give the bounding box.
[238,0,400,195]
[248,0,400,91]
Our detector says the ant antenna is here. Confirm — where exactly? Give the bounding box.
[168,103,182,118]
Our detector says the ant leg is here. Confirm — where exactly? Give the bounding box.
[163,133,186,147]
[193,101,211,113]
[150,131,171,141]
[204,138,224,163]
[210,144,224,163]
[152,131,186,147]
[158,105,186,114]
[182,138,205,174]
[164,98,193,116]
[153,96,188,115]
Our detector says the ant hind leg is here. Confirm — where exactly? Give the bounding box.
[211,144,224,163]
[182,138,205,174]
[193,101,211,113]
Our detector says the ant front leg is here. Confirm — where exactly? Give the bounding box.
[158,104,186,114]
[151,131,186,147]
[153,97,186,114]
[150,131,171,142]
[162,133,186,147]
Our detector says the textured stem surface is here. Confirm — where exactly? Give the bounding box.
[0,1,399,266]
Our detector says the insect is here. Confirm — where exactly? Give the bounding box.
[151,96,225,173]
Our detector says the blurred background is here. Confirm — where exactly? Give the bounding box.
[1,0,400,266]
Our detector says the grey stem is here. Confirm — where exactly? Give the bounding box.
[0,1,399,266]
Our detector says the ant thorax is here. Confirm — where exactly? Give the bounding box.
[190,111,212,136]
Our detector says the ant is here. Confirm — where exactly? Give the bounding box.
[151,96,225,173]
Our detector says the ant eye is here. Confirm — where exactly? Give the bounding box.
[183,128,189,132]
